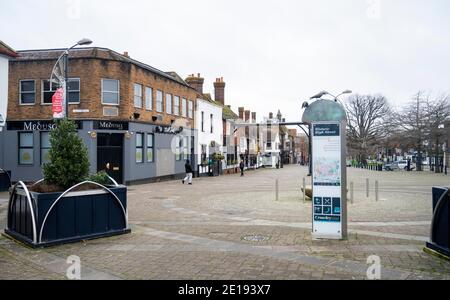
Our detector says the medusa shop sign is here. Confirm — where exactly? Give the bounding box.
[7,120,83,131]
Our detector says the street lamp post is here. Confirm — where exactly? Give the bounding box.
[51,38,93,120]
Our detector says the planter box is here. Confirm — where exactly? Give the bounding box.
[4,182,130,248]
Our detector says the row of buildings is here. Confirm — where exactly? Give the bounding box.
[0,41,308,185]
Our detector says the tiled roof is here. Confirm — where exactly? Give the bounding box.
[14,47,195,89]
[222,105,239,120]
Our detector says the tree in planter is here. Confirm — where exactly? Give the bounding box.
[42,119,90,189]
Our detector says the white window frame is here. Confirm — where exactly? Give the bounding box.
[145,87,153,111]
[101,78,120,106]
[41,79,59,105]
[174,96,180,116]
[166,94,173,115]
[67,78,81,104]
[156,90,164,113]
[188,100,194,119]
[182,98,187,117]
[19,79,36,106]
[134,83,143,108]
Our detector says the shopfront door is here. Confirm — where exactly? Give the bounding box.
[97,133,124,184]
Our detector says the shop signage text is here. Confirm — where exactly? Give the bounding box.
[7,120,83,131]
[94,121,129,131]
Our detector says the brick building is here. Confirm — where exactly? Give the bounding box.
[0,47,198,184]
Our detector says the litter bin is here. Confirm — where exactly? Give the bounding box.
[0,169,11,192]
[425,187,450,258]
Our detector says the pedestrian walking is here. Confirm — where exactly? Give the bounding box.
[240,160,245,177]
[182,160,193,185]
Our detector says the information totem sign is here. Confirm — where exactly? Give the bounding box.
[311,121,347,239]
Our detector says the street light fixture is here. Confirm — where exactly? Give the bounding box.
[50,38,93,119]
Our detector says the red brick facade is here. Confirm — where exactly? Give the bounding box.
[7,48,197,128]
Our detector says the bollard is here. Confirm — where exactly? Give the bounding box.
[276,179,279,201]
[350,182,354,204]
[366,178,370,198]
[303,178,306,203]
[375,180,379,202]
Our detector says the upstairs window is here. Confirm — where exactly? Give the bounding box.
[20,80,36,105]
[174,96,180,116]
[102,79,120,105]
[156,90,163,113]
[145,87,153,111]
[166,94,173,115]
[210,114,214,133]
[182,98,187,117]
[188,100,194,119]
[41,80,59,104]
[201,112,205,132]
[134,84,143,108]
[67,78,80,103]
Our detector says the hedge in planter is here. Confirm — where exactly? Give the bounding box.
[4,119,130,248]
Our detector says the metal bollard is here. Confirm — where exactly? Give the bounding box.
[350,182,354,204]
[375,180,379,202]
[276,179,279,202]
[366,178,370,198]
[303,178,306,203]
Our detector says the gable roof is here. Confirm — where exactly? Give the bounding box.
[0,41,18,58]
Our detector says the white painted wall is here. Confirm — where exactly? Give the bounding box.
[0,55,9,130]
[195,98,223,166]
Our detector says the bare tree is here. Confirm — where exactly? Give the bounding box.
[424,93,450,173]
[345,94,392,164]
[396,91,429,171]
[397,91,450,172]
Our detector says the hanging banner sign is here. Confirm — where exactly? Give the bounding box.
[312,122,347,240]
[52,88,64,119]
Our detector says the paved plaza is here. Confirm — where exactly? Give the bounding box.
[0,166,449,280]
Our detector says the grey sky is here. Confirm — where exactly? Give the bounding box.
[1,0,450,123]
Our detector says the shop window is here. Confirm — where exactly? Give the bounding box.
[183,136,189,160]
[19,132,34,165]
[20,80,36,105]
[147,134,154,163]
[175,136,182,161]
[136,133,144,163]
[41,132,51,165]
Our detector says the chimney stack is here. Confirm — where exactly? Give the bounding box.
[245,110,251,123]
[123,51,130,58]
[214,77,226,105]
[269,112,274,119]
[185,73,205,95]
[239,107,245,120]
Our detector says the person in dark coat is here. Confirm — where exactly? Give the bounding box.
[182,160,193,185]
[240,160,245,177]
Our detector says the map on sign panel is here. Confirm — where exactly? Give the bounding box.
[313,157,341,186]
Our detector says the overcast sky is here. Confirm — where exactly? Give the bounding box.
[1,0,450,123]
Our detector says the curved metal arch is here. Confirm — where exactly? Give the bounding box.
[30,179,45,187]
[106,175,119,187]
[39,181,128,243]
[430,188,450,242]
[7,181,38,244]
